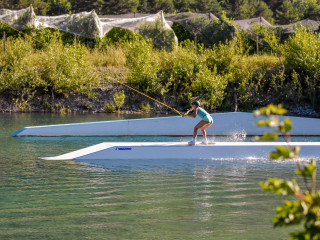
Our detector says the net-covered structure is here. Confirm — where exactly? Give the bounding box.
[1,6,319,48]
[234,16,320,39]
[0,6,36,30]
[0,6,177,48]
[165,12,235,47]
[234,16,274,46]
[36,10,101,38]
[277,19,320,35]
[234,16,272,31]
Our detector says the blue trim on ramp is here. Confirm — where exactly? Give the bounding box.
[11,127,26,137]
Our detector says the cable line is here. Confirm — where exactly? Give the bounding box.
[0,20,184,116]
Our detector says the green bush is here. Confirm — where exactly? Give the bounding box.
[284,27,320,107]
[113,91,126,110]
[103,103,116,112]
[206,35,284,110]
[231,54,283,109]
[2,20,320,113]
[139,103,151,112]
[39,37,99,96]
[284,28,320,75]
[171,22,194,43]
[0,35,99,100]
[206,40,236,74]
[0,37,36,93]
[0,22,22,39]
[199,20,235,48]
[139,19,177,51]
[125,37,161,95]
[87,44,126,67]
[103,27,138,46]
[159,41,227,109]
[206,32,253,75]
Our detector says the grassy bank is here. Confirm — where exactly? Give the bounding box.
[0,26,319,115]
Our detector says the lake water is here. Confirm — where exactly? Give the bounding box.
[1,113,318,239]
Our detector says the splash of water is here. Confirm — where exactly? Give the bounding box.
[229,129,247,142]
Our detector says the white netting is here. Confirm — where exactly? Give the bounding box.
[165,12,235,47]
[277,19,320,34]
[165,12,219,34]
[166,12,219,22]
[100,10,178,48]
[234,16,320,44]
[0,5,36,30]
[0,6,178,47]
[100,11,173,35]
[234,17,272,31]
[1,6,319,46]
[36,10,101,38]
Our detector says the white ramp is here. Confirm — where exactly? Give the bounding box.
[11,112,320,137]
[42,142,320,160]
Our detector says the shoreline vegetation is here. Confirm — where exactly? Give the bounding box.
[0,22,320,117]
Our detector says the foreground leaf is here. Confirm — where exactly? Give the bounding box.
[260,178,299,195]
[269,146,299,160]
[296,159,317,178]
[273,200,304,227]
[261,132,279,141]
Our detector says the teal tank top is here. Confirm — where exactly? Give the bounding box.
[197,107,213,123]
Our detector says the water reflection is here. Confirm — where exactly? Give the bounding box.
[1,113,318,239]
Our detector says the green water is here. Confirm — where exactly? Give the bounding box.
[0,113,316,239]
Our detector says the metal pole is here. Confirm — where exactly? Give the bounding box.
[260,15,262,27]
[234,87,238,112]
[256,35,259,55]
[3,31,6,53]
[160,11,163,26]
[257,15,262,55]
[134,12,136,18]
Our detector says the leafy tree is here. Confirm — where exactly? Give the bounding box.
[46,0,71,15]
[173,0,193,12]
[0,0,20,9]
[146,0,157,12]
[223,0,244,19]
[154,0,175,13]
[31,0,49,15]
[276,0,302,24]
[69,0,98,13]
[200,19,235,47]
[0,0,48,14]
[206,0,224,18]
[239,0,274,23]
[276,0,320,23]
[188,0,224,16]
[302,0,320,20]
[137,0,148,12]
[254,104,320,240]
[283,27,320,107]
[98,0,139,14]
[191,0,214,12]
[264,0,283,10]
